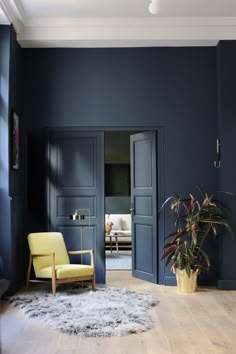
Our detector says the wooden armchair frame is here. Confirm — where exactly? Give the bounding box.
[26,249,95,296]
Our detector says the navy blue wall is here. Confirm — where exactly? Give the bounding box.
[217,41,236,289]
[23,47,218,285]
[0,26,11,281]
[4,27,236,289]
[0,26,27,290]
[8,27,27,289]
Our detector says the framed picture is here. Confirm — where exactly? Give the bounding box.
[12,112,20,170]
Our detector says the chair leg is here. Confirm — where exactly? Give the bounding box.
[51,253,56,296]
[52,277,56,296]
[26,255,33,290]
[92,275,96,291]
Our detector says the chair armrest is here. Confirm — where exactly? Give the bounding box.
[29,253,56,278]
[30,253,55,257]
[68,249,93,255]
[68,250,94,267]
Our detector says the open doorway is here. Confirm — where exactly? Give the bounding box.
[47,128,162,284]
[104,131,136,271]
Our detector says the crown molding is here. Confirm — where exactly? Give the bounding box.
[17,17,236,48]
[17,39,219,48]
[1,0,236,47]
[23,16,236,27]
[12,0,26,22]
[0,7,9,24]
[0,0,24,32]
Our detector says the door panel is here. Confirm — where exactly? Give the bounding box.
[47,131,104,283]
[56,138,96,188]
[135,196,152,216]
[135,224,153,273]
[134,139,152,187]
[130,131,157,283]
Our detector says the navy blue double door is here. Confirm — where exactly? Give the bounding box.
[47,130,158,284]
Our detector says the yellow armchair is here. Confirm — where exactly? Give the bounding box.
[26,232,95,295]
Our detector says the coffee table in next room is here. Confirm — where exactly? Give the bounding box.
[105,233,132,255]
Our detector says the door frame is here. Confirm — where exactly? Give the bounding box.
[46,126,165,285]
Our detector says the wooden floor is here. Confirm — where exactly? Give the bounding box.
[1,271,236,354]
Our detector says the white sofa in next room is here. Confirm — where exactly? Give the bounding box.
[105,214,132,254]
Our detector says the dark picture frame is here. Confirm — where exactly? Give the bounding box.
[12,111,20,170]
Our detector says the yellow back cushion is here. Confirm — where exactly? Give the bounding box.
[28,232,70,275]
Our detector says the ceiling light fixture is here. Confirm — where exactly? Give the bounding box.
[149,0,161,15]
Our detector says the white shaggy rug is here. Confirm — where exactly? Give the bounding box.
[9,286,159,337]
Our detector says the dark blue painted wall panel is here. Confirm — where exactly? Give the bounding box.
[9,27,26,196]
[0,26,27,290]
[6,26,236,289]
[23,47,218,285]
[217,41,236,289]
[8,28,27,290]
[24,48,217,129]
[0,26,11,281]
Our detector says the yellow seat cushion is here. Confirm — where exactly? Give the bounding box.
[28,232,70,276]
[37,264,94,279]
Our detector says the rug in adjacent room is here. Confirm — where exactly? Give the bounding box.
[106,254,132,270]
[9,285,159,337]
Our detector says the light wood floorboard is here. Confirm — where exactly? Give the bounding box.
[1,271,236,354]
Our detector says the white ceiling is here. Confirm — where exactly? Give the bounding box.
[1,0,236,47]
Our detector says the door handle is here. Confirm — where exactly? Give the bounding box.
[130,203,134,217]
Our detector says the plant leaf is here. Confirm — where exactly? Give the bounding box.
[177,252,182,269]
[160,245,177,260]
[165,253,174,267]
[158,196,174,213]
[185,263,191,278]
[165,231,180,239]
[196,247,210,268]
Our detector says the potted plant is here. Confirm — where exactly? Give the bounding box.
[160,189,231,292]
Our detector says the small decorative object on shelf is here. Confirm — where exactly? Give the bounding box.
[70,209,90,226]
[69,209,91,256]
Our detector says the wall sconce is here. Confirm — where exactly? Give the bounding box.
[214,139,221,168]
